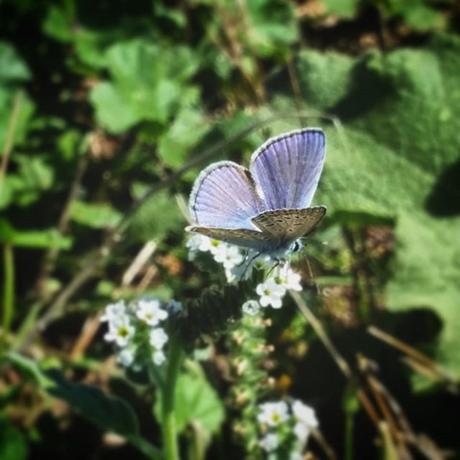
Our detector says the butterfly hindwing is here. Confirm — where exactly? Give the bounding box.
[186,225,271,251]
[250,129,325,210]
[189,161,265,229]
[251,206,326,240]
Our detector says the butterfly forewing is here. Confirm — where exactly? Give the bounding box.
[252,207,326,241]
[189,161,266,229]
[250,129,325,210]
[186,226,270,251]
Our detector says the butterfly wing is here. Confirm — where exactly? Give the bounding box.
[186,225,271,251]
[250,128,325,210]
[189,161,265,229]
[252,206,326,241]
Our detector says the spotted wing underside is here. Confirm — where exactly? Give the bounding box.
[186,225,271,251]
[251,206,326,240]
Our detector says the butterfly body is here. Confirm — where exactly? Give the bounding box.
[187,128,326,256]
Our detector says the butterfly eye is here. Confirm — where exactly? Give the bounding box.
[292,240,303,253]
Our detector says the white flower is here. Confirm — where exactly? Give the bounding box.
[136,299,168,326]
[117,347,136,367]
[242,300,260,316]
[294,422,310,443]
[259,433,279,452]
[292,401,319,429]
[186,234,204,252]
[276,265,302,291]
[213,243,244,269]
[104,317,135,347]
[186,234,211,258]
[256,279,286,309]
[149,327,168,349]
[152,350,166,365]
[101,301,126,322]
[290,452,304,460]
[257,401,289,427]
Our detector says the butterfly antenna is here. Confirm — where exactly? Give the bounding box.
[265,260,280,280]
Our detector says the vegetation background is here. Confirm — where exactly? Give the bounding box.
[1,0,460,459]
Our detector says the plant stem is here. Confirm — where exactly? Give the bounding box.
[2,244,15,341]
[161,338,183,460]
[344,407,354,460]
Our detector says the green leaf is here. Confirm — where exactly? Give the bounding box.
[0,219,72,249]
[0,416,28,460]
[128,189,183,242]
[155,367,225,435]
[158,107,211,169]
[70,200,122,229]
[90,82,138,133]
[42,5,74,42]
[322,0,358,19]
[47,371,161,459]
[90,39,199,133]
[4,352,54,389]
[296,49,354,111]
[245,0,298,57]
[0,42,31,82]
[379,0,446,32]
[0,89,35,150]
[289,34,460,372]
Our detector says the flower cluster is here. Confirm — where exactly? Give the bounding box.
[187,234,303,312]
[257,400,319,458]
[187,234,245,282]
[101,297,173,368]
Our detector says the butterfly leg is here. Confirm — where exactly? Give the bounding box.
[239,251,261,280]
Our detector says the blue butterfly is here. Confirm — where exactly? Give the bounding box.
[186,128,326,257]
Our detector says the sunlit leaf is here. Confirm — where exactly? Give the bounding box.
[70,200,122,229]
[155,367,225,434]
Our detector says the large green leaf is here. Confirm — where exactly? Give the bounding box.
[158,107,211,170]
[128,188,184,243]
[0,42,31,82]
[277,34,460,371]
[0,219,72,249]
[0,416,28,460]
[90,39,199,133]
[70,200,122,229]
[155,368,225,435]
[48,371,161,459]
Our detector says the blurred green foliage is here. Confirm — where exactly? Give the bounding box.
[1,0,460,458]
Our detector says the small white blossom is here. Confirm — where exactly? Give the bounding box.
[294,422,310,443]
[104,317,135,347]
[213,243,244,269]
[290,452,304,460]
[136,299,168,326]
[256,279,286,309]
[257,401,289,427]
[117,347,136,367]
[242,300,261,316]
[259,433,280,452]
[152,350,166,365]
[276,265,302,292]
[101,301,126,322]
[292,401,319,429]
[186,234,214,257]
[149,327,168,349]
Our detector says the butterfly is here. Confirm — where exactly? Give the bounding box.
[186,128,326,257]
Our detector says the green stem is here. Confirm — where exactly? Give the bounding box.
[161,338,183,460]
[2,244,15,341]
[344,406,354,460]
